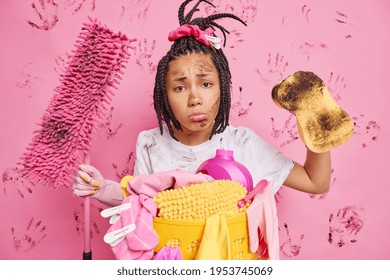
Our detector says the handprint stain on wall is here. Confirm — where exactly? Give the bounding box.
[64,0,96,15]
[113,151,134,181]
[335,10,348,26]
[120,0,152,23]
[98,106,124,140]
[292,40,328,63]
[131,38,157,73]
[28,0,59,31]
[282,3,314,27]
[227,30,245,50]
[301,5,311,23]
[279,223,304,258]
[256,52,289,87]
[281,5,329,63]
[202,0,259,23]
[74,204,102,238]
[239,0,259,23]
[328,205,365,247]
[327,72,347,102]
[270,114,299,148]
[11,218,47,252]
[352,114,381,149]
[230,86,253,119]
[334,10,362,39]
[2,167,34,197]
[16,63,44,98]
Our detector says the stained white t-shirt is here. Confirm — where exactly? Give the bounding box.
[134,125,294,193]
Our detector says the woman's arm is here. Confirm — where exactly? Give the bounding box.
[133,132,153,176]
[283,149,331,194]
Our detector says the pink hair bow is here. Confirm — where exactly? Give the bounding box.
[168,24,221,49]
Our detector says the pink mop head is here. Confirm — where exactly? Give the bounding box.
[19,17,132,189]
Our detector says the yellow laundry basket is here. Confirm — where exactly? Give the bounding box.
[153,212,257,260]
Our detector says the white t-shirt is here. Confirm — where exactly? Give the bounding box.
[134,125,294,193]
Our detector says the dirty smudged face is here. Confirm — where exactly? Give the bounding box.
[165,52,221,145]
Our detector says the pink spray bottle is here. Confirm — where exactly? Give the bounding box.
[197,149,269,209]
[196,149,253,192]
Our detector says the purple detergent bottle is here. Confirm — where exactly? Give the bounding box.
[196,149,253,192]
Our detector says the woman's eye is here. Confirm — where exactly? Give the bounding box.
[203,82,212,88]
[175,86,185,92]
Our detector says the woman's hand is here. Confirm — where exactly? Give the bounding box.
[73,164,123,206]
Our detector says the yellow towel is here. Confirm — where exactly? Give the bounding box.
[195,211,234,260]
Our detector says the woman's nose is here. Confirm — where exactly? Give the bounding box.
[188,88,202,106]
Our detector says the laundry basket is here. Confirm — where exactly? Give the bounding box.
[153,212,258,260]
[151,179,259,260]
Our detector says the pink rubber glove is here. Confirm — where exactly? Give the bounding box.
[73,164,123,206]
[246,182,280,260]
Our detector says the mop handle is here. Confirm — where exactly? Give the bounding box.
[83,153,92,260]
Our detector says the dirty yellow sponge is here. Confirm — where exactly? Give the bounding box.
[153,180,247,221]
[271,71,354,153]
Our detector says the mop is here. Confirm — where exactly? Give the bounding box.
[18,17,132,259]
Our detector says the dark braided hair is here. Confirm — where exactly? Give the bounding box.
[153,0,246,140]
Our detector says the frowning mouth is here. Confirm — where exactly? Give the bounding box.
[189,113,207,122]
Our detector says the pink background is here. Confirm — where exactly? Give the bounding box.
[1,0,389,260]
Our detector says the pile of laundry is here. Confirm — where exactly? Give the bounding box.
[101,169,279,260]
